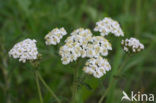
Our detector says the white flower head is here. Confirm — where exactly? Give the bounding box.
[121,37,144,53]
[45,27,67,45]
[94,17,124,37]
[59,28,112,65]
[59,28,93,64]
[86,36,112,58]
[65,28,92,44]
[9,38,39,63]
[83,56,111,78]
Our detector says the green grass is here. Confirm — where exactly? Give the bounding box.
[0,0,156,103]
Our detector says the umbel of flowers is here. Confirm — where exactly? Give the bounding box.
[59,28,93,64]
[94,17,124,37]
[59,29,112,60]
[121,37,144,53]
[9,39,38,63]
[59,28,113,78]
[58,17,126,78]
[83,56,111,78]
[9,17,144,78]
[45,27,67,45]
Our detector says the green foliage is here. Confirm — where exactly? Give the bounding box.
[0,0,156,103]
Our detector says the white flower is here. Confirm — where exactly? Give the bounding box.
[9,38,39,63]
[86,36,112,58]
[59,28,112,65]
[94,17,124,37]
[59,28,93,64]
[83,56,111,78]
[59,28,112,78]
[59,43,81,64]
[45,27,67,45]
[65,28,92,44]
[121,37,144,53]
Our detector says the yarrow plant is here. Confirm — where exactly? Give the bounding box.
[9,38,38,63]
[121,37,144,53]
[8,17,145,103]
[9,39,61,103]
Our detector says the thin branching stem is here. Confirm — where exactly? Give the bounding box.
[117,55,130,74]
[71,66,78,103]
[35,71,43,103]
[98,87,109,103]
[37,71,61,103]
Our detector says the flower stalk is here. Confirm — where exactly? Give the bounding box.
[71,66,78,103]
[35,71,43,103]
[37,71,61,103]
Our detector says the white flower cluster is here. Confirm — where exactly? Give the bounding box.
[83,56,111,78]
[87,36,112,57]
[121,37,144,53]
[8,16,145,79]
[45,27,67,45]
[94,17,124,37]
[9,39,38,63]
[59,28,112,65]
[59,28,93,64]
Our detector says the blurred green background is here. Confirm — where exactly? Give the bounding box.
[0,0,156,103]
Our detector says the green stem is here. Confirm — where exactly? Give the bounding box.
[98,87,109,103]
[37,71,61,103]
[71,66,78,103]
[117,55,129,74]
[35,71,43,103]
